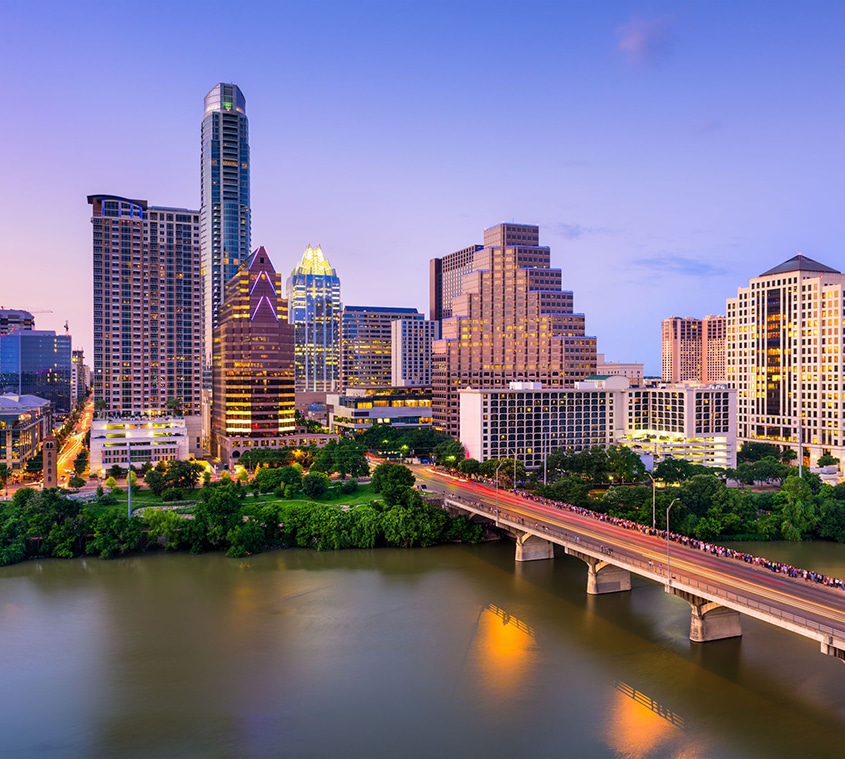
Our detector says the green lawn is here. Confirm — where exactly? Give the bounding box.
[102,482,381,514]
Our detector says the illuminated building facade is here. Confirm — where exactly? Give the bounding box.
[0,330,72,414]
[201,83,251,368]
[596,353,644,386]
[89,417,189,472]
[341,306,421,390]
[326,388,433,433]
[212,247,295,464]
[460,378,736,470]
[661,315,726,384]
[391,318,440,387]
[727,254,845,466]
[432,222,597,438]
[0,309,35,335]
[89,194,202,453]
[429,244,482,321]
[0,393,52,472]
[286,245,341,392]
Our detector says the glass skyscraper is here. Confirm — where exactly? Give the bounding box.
[287,245,342,392]
[201,82,251,368]
[0,330,72,413]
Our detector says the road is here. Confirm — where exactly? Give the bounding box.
[411,465,845,645]
[56,400,94,483]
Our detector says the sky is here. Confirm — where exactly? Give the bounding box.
[3,0,845,374]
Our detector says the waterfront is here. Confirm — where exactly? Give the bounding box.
[1,543,844,758]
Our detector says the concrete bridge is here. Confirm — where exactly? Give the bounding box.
[440,492,845,662]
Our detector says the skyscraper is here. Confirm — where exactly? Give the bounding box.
[89,194,203,452]
[661,315,726,383]
[727,254,845,465]
[431,223,597,438]
[391,318,441,387]
[212,247,295,464]
[340,306,421,390]
[201,82,251,368]
[287,245,342,392]
[0,329,72,413]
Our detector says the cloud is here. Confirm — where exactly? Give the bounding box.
[552,222,611,240]
[617,15,674,66]
[631,254,729,278]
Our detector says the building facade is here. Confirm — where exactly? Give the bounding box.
[0,329,72,414]
[460,378,736,471]
[89,194,203,453]
[287,244,342,392]
[432,222,597,438]
[662,315,726,383]
[212,247,296,465]
[89,417,189,472]
[429,244,482,321]
[327,388,433,433]
[0,393,52,472]
[727,254,845,466]
[596,353,644,386]
[200,83,251,369]
[341,306,421,390]
[391,318,440,387]
[0,309,35,336]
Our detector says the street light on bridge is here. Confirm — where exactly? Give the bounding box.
[666,497,680,587]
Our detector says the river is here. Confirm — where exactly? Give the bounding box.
[1,541,844,758]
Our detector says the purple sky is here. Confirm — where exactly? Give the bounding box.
[3,1,845,374]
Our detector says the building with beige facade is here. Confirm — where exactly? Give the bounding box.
[662,315,725,383]
[460,377,736,471]
[391,318,440,387]
[596,353,644,386]
[432,223,597,438]
[727,254,845,467]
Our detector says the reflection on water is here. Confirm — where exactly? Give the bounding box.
[1,543,845,759]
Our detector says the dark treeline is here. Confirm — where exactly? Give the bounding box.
[0,463,484,567]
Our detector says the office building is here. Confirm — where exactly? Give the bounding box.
[727,254,845,466]
[391,318,440,387]
[89,194,203,453]
[0,309,35,335]
[0,393,52,472]
[90,417,189,472]
[0,329,71,414]
[596,353,644,386]
[662,315,726,383]
[287,244,342,392]
[432,222,597,438]
[327,388,433,433]
[201,83,251,369]
[341,306,421,390]
[430,244,482,321]
[460,377,736,471]
[212,247,295,465]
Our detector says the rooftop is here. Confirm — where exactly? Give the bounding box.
[759,254,841,277]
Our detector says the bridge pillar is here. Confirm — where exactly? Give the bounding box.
[515,533,554,562]
[567,549,631,594]
[821,638,845,663]
[670,588,742,642]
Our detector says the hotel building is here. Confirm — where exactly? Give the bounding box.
[727,254,845,466]
[391,318,440,387]
[432,222,597,438]
[662,315,726,383]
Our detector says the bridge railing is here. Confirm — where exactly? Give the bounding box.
[443,495,845,642]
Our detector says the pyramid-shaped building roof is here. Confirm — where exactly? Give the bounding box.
[760,254,840,277]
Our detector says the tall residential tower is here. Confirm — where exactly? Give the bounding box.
[201,83,251,367]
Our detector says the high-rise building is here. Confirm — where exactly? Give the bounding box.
[341,306,421,390]
[727,254,845,466]
[0,309,35,335]
[89,194,202,453]
[662,315,726,383]
[212,247,295,464]
[287,245,342,392]
[429,244,482,321]
[0,330,72,413]
[201,82,251,368]
[432,222,597,438]
[391,318,441,387]
[70,349,85,403]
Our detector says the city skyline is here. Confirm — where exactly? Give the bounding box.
[4,2,845,373]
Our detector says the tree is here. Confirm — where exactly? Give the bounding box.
[738,442,782,463]
[302,472,331,500]
[145,509,184,550]
[144,469,167,496]
[818,453,840,468]
[776,474,817,541]
[382,490,448,547]
[88,509,142,559]
[370,463,416,505]
[310,439,369,479]
[654,457,706,483]
[166,460,204,491]
[165,396,184,416]
[457,458,481,479]
[607,445,646,483]
[432,439,465,468]
[25,451,43,475]
[73,450,89,475]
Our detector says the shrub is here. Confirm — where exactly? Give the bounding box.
[161,488,184,502]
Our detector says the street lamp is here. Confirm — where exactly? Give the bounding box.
[666,497,680,587]
[495,456,508,526]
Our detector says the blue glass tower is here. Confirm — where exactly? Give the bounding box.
[287,245,342,392]
[0,330,72,413]
[201,83,251,369]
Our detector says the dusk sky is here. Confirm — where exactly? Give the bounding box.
[3,1,845,374]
